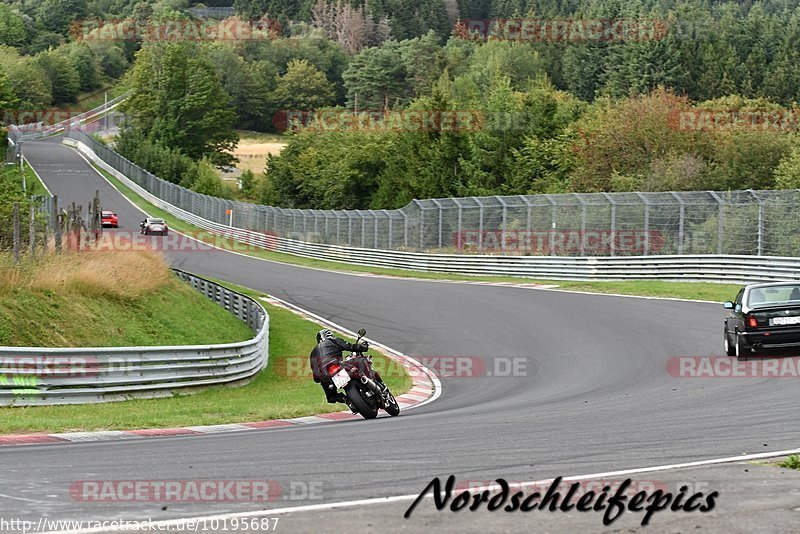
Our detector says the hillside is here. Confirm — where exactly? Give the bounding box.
[0,250,252,347]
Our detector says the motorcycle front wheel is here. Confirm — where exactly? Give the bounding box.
[384,390,400,416]
[344,382,378,419]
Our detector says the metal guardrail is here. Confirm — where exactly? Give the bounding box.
[65,136,800,283]
[6,91,131,163]
[64,130,800,257]
[0,269,269,406]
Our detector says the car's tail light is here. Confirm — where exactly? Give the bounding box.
[327,363,341,376]
[748,315,758,328]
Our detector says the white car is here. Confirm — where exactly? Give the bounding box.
[140,217,168,236]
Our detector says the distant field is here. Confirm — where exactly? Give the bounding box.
[230,130,287,174]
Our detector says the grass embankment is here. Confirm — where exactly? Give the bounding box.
[0,251,411,433]
[59,85,129,113]
[92,162,741,303]
[0,251,251,347]
[21,160,48,197]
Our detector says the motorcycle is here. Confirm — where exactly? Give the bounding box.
[324,329,400,419]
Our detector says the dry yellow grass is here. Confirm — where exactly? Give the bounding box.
[230,138,287,174]
[0,250,171,300]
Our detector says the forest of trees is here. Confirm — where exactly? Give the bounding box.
[5,0,800,208]
[256,0,800,208]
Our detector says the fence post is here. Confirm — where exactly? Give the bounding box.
[709,191,724,254]
[387,211,393,249]
[545,195,556,256]
[29,203,35,255]
[574,193,587,256]
[670,192,685,254]
[53,195,62,252]
[602,192,616,257]
[453,198,463,253]
[12,202,20,263]
[477,198,484,252]
[403,209,409,249]
[747,191,765,256]
[634,192,651,255]
[432,199,443,250]
[42,198,49,253]
[497,196,507,253]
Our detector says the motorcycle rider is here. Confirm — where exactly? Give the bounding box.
[310,329,370,404]
[310,329,390,405]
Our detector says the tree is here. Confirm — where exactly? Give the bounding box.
[34,50,80,104]
[0,5,27,48]
[270,59,335,111]
[37,0,88,35]
[68,43,100,92]
[774,145,800,189]
[190,159,232,198]
[0,68,19,112]
[0,50,52,108]
[125,42,239,164]
[569,88,705,192]
[342,41,408,110]
[311,0,391,54]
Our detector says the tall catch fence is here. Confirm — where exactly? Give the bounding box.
[66,130,800,258]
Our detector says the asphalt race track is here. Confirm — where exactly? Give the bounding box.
[6,137,800,532]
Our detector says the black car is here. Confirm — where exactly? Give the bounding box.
[723,282,800,357]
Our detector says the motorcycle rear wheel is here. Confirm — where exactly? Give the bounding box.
[345,382,378,419]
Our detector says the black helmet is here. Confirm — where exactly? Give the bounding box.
[316,329,334,343]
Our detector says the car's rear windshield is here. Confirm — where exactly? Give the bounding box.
[102,212,114,217]
[148,219,164,224]
[747,285,800,306]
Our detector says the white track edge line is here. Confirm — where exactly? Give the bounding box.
[43,446,800,533]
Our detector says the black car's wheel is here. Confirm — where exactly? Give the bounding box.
[345,382,378,419]
[724,328,736,356]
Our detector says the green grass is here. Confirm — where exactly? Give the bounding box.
[779,455,800,470]
[0,280,251,348]
[88,160,742,303]
[59,84,129,113]
[0,278,411,434]
[0,256,251,348]
[21,160,48,197]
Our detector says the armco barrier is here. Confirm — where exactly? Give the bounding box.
[0,269,268,406]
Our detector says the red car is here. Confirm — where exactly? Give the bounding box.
[101,210,118,228]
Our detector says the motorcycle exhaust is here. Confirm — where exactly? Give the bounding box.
[360,375,381,396]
